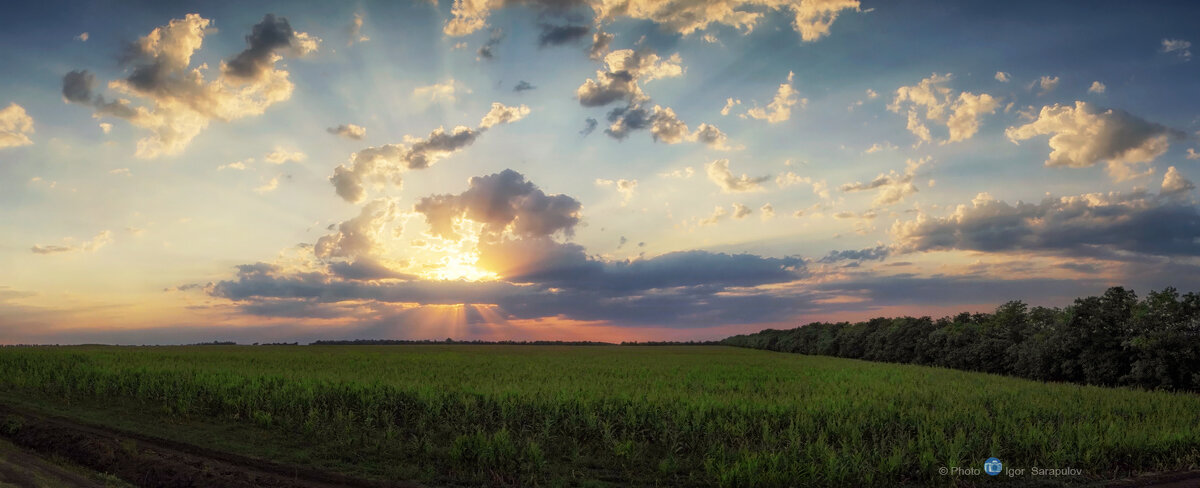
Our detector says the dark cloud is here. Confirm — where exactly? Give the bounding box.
[224,14,305,80]
[538,23,590,47]
[477,27,504,60]
[513,80,536,92]
[61,70,94,103]
[894,190,1200,258]
[415,169,582,239]
[819,246,890,263]
[328,258,415,281]
[580,117,598,136]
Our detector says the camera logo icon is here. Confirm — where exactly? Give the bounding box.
[984,457,1003,476]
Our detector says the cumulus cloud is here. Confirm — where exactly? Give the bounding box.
[1036,75,1059,94]
[254,175,281,194]
[589,30,614,60]
[892,189,1200,258]
[577,48,683,107]
[1162,38,1192,59]
[760,203,775,220]
[732,203,752,219]
[330,103,530,202]
[61,14,317,158]
[707,159,769,192]
[602,103,727,146]
[315,199,398,259]
[1187,148,1199,160]
[746,71,803,123]
[415,169,582,240]
[1005,101,1182,181]
[839,156,930,208]
[596,178,638,205]
[888,73,999,145]
[1161,166,1195,195]
[995,71,1010,82]
[31,230,112,255]
[327,124,367,140]
[0,103,34,149]
[75,32,89,42]
[1088,81,1106,94]
[442,0,859,42]
[699,205,729,225]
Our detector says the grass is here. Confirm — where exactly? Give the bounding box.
[0,345,1197,486]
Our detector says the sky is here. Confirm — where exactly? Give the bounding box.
[1,0,1199,344]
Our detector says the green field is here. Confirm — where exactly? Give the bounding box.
[0,345,1197,487]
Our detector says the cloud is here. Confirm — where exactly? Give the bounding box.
[479,102,531,128]
[699,205,729,225]
[720,97,741,116]
[580,117,598,136]
[1088,81,1106,94]
[892,189,1200,258]
[415,169,582,240]
[330,103,529,202]
[347,13,369,45]
[538,23,590,47]
[513,80,536,92]
[995,71,1010,82]
[31,230,112,255]
[61,14,316,158]
[839,157,930,208]
[732,203,752,219]
[1005,101,1182,181]
[0,103,34,149]
[1161,166,1195,195]
[660,167,694,178]
[327,124,367,140]
[707,159,769,192]
[589,30,614,60]
[760,203,775,220]
[746,71,804,123]
[1187,148,1199,160]
[218,159,250,170]
[888,73,999,145]
[1036,75,1059,94]
[602,103,729,146]
[863,141,897,154]
[75,32,89,42]
[818,245,889,263]
[254,176,281,194]
[315,199,398,259]
[329,258,413,281]
[776,172,830,199]
[577,48,683,107]
[477,27,504,60]
[442,0,859,42]
[413,79,465,103]
[264,147,305,164]
[595,178,638,205]
[1162,38,1192,59]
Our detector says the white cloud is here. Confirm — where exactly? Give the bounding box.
[109,168,131,176]
[219,158,252,171]
[1187,148,1199,160]
[1162,166,1195,195]
[699,205,729,226]
[1005,101,1180,181]
[746,71,804,123]
[721,97,742,116]
[61,14,318,158]
[413,79,467,103]
[75,32,89,42]
[866,88,878,99]
[995,71,1010,82]
[1162,38,1192,59]
[707,159,769,192]
[255,176,281,194]
[660,167,695,178]
[839,156,930,208]
[479,102,530,129]
[264,147,305,164]
[760,203,775,220]
[889,73,999,145]
[864,142,897,154]
[596,178,638,205]
[0,103,34,149]
[99,122,112,134]
[1088,81,1106,94]
[732,203,752,219]
[1036,75,1059,94]
[348,13,370,45]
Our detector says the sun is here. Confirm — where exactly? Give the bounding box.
[426,250,499,282]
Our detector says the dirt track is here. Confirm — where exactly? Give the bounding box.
[0,403,418,488]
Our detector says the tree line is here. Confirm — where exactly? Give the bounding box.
[721,287,1200,392]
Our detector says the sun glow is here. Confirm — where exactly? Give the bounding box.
[413,217,500,282]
